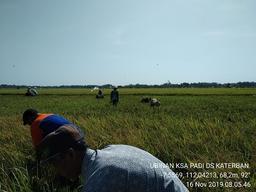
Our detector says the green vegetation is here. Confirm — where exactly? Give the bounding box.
[0,88,255,191]
[1,87,256,95]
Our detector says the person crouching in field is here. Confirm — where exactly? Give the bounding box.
[37,126,189,192]
[110,87,119,106]
[96,89,104,99]
[22,108,84,148]
[23,109,84,189]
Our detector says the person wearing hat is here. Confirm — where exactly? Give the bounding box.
[38,126,188,192]
[23,108,84,148]
[110,86,119,106]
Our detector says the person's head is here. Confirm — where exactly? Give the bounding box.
[37,125,86,181]
[23,108,39,125]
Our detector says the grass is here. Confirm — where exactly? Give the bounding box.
[1,87,256,95]
[0,88,255,191]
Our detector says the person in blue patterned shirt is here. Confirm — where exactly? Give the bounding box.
[37,125,188,192]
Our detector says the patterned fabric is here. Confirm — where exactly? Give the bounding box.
[82,145,188,192]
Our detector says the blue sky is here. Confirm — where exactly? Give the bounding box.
[0,0,255,86]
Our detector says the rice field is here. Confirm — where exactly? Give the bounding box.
[0,88,255,191]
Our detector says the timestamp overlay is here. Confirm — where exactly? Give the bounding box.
[151,162,254,191]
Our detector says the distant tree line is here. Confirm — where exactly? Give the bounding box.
[160,82,256,88]
[1,82,256,88]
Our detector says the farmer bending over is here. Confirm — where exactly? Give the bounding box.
[37,126,188,192]
[22,108,84,148]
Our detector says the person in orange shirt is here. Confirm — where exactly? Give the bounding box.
[23,108,84,148]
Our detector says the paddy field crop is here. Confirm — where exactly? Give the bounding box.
[0,88,255,191]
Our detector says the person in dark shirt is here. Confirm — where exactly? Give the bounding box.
[110,87,119,106]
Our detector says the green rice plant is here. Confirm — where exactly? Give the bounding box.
[0,88,255,191]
